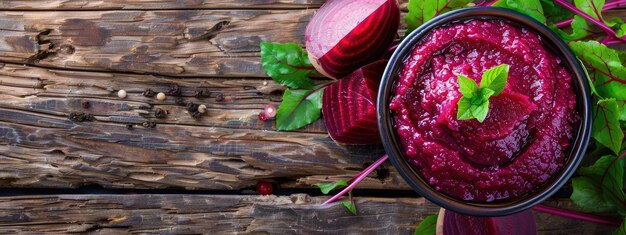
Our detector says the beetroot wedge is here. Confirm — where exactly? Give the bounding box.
[322,60,387,145]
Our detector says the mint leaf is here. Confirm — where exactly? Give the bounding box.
[592,98,624,154]
[414,214,438,235]
[471,98,490,123]
[571,176,616,213]
[405,0,472,34]
[480,64,509,95]
[492,0,546,24]
[276,88,323,131]
[457,75,478,98]
[456,64,509,123]
[260,42,315,89]
[315,180,348,194]
[342,201,357,215]
[457,97,474,120]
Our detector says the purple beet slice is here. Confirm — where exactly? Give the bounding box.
[322,60,387,145]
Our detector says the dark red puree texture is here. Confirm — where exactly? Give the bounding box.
[390,20,579,202]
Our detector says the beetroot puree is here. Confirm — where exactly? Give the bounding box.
[390,20,579,202]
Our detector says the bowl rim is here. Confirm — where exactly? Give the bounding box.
[377,7,592,217]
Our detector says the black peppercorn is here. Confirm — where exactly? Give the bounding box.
[154,108,167,118]
[186,102,199,112]
[175,97,186,106]
[126,124,134,130]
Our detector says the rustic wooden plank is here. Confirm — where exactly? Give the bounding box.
[0,62,322,133]
[0,194,614,234]
[0,7,623,78]
[0,0,325,10]
[0,9,315,77]
[0,63,407,190]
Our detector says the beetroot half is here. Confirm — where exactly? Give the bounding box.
[305,0,400,79]
[322,60,387,145]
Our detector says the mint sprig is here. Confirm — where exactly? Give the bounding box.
[456,64,509,123]
[260,42,315,89]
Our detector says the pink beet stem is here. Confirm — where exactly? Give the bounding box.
[322,154,389,205]
[555,1,626,28]
[533,204,622,226]
[554,0,626,43]
[556,18,574,28]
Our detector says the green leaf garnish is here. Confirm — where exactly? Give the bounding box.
[413,213,438,235]
[492,0,546,24]
[276,87,323,131]
[456,64,509,123]
[572,155,626,216]
[592,98,624,154]
[342,201,357,215]
[405,0,472,34]
[315,180,348,194]
[571,176,617,213]
[260,42,315,89]
[479,64,509,95]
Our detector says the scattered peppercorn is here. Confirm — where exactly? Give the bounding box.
[186,102,199,112]
[215,93,225,102]
[68,112,95,122]
[117,90,127,99]
[195,89,211,98]
[81,101,90,109]
[156,92,166,101]
[197,104,207,113]
[175,97,186,106]
[143,88,156,97]
[142,121,157,128]
[126,124,134,130]
[256,181,273,195]
[155,108,167,118]
[191,111,202,119]
[166,84,182,96]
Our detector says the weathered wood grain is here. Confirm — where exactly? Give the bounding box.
[0,112,404,190]
[0,194,614,234]
[0,61,406,190]
[0,9,316,77]
[0,0,325,10]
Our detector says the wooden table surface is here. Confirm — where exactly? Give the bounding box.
[0,0,623,234]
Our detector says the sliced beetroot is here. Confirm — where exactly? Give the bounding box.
[442,209,537,235]
[322,60,387,145]
[305,0,400,78]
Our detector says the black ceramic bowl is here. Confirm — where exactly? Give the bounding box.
[377,7,592,217]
